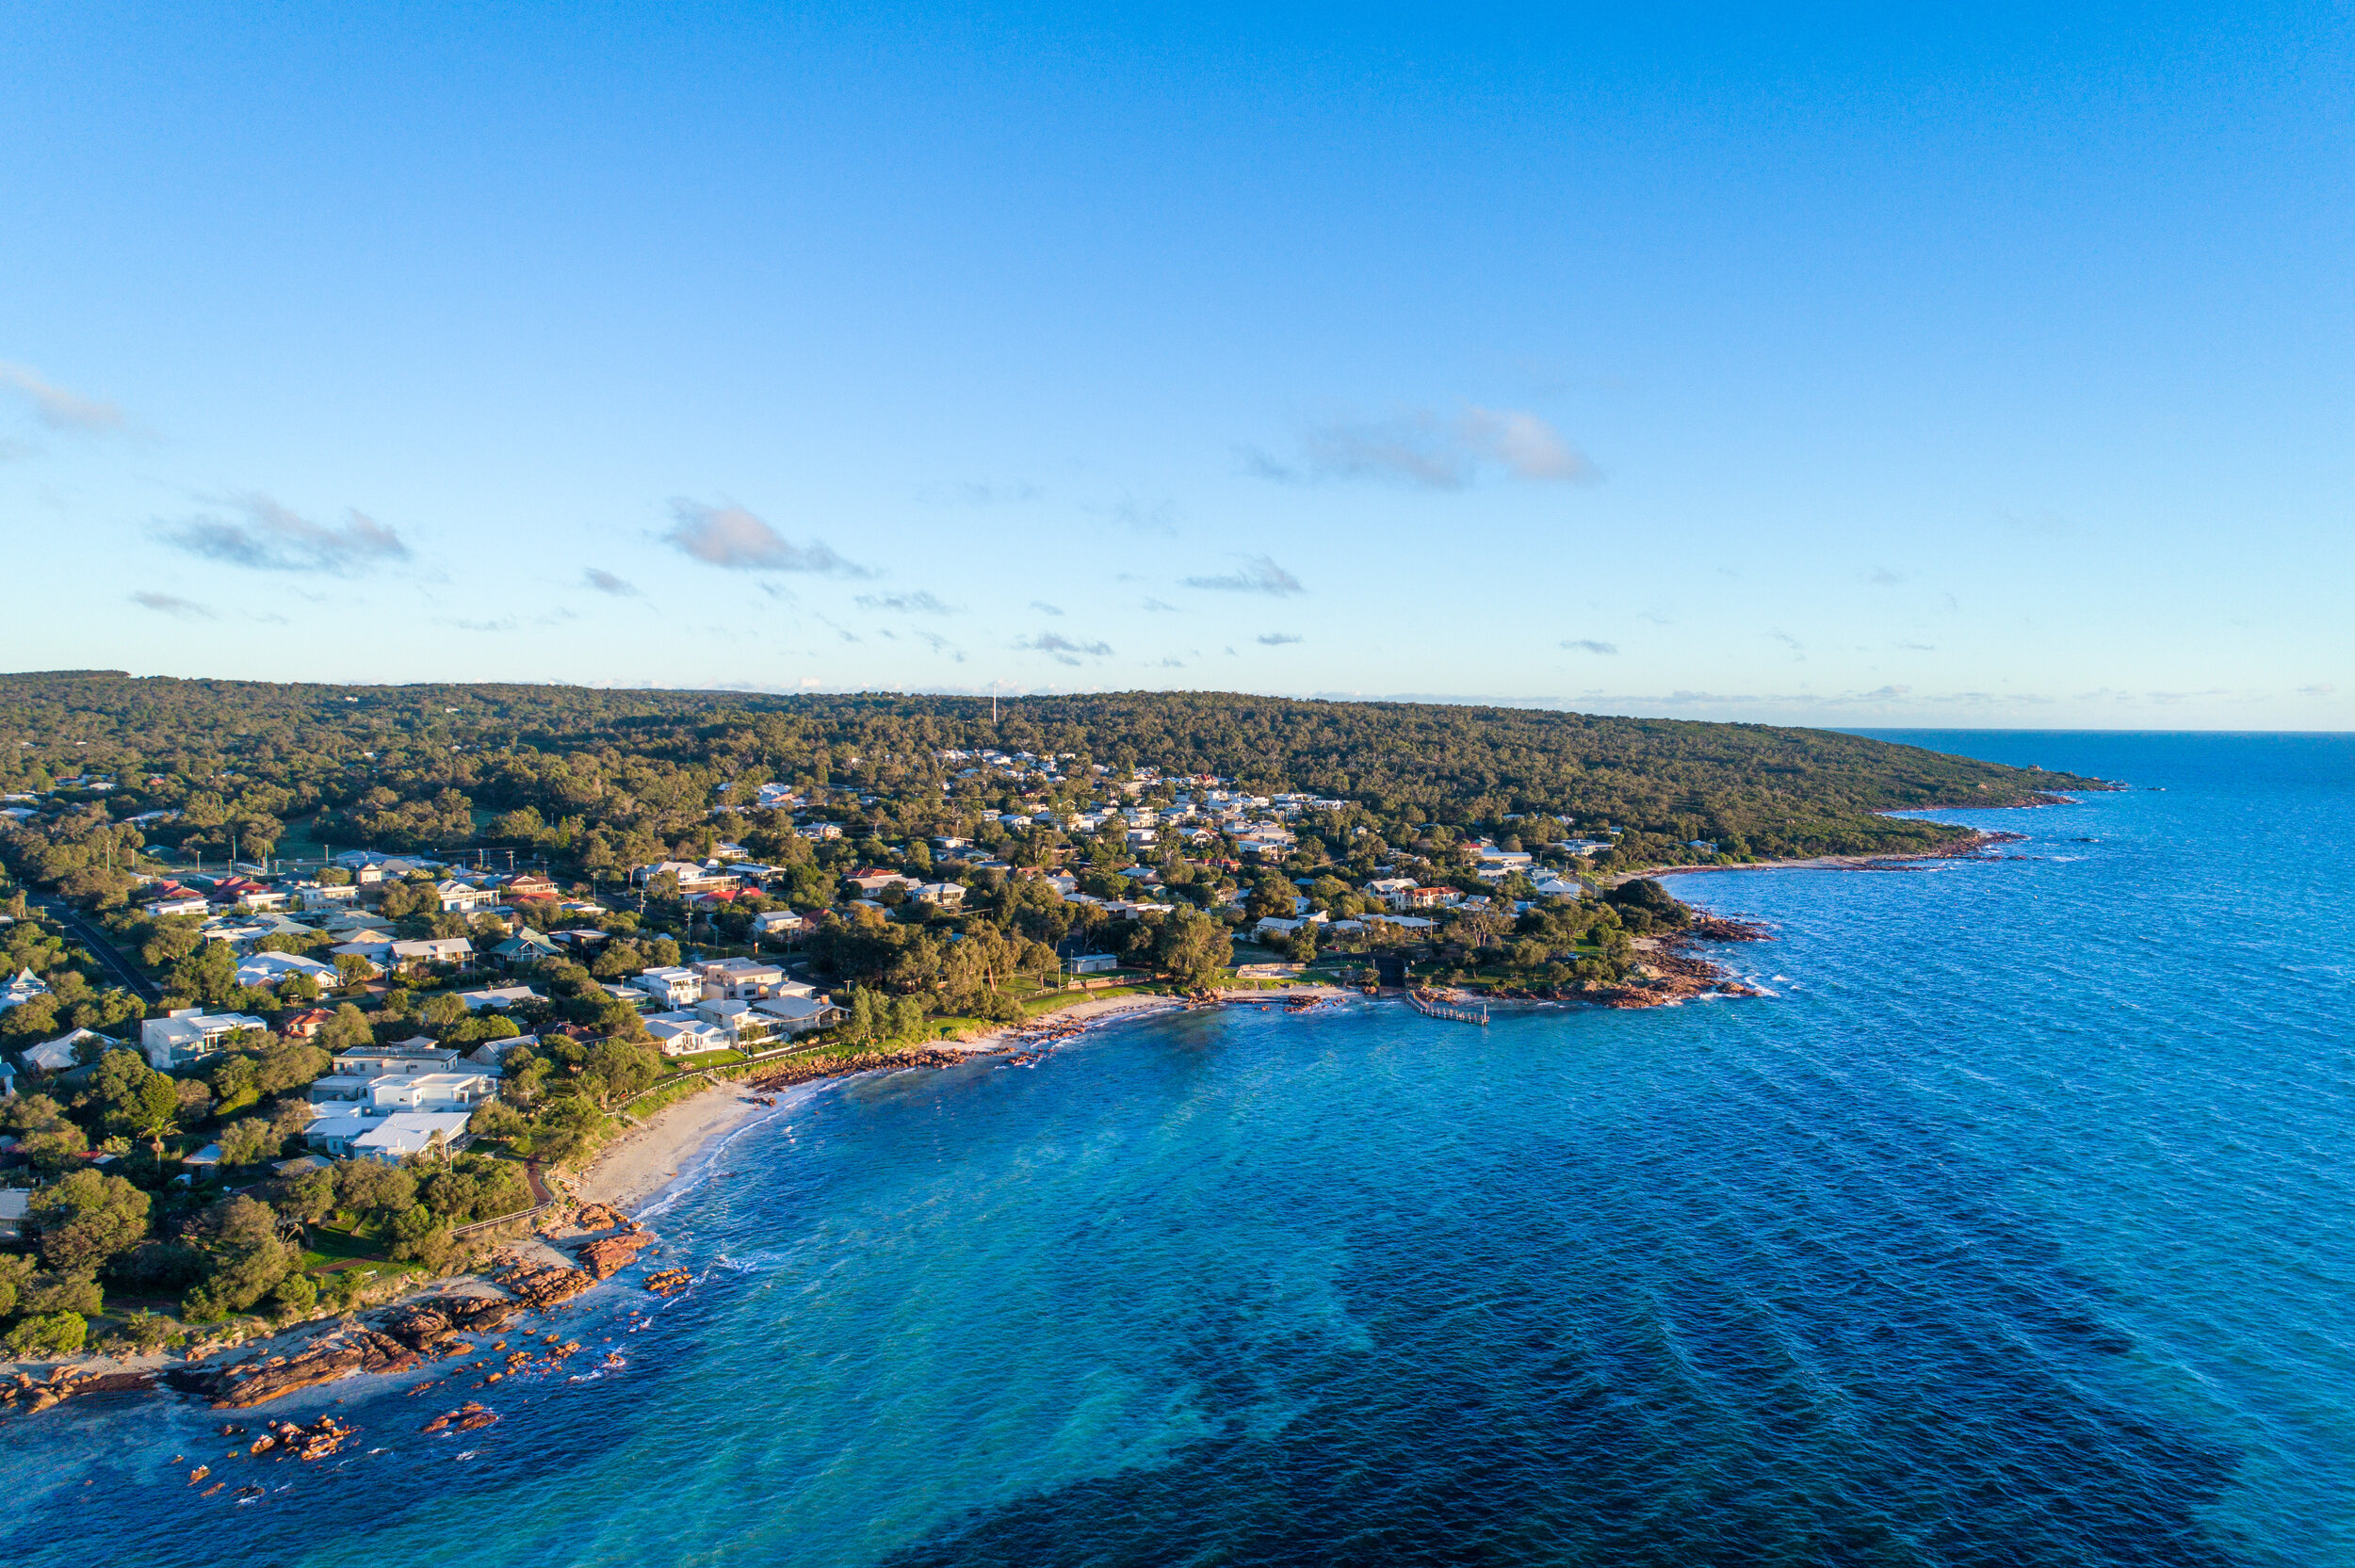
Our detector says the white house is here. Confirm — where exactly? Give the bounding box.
[140,1010,270,1070]
[143,895,211,918]
[306,1071,492,1156]
[631,860,738,892]
[0,1188,30,1240]
[643,1013,730,1056]
[23,1027,112,1073]
[0,968,49,1011]
[234,950,338,991]
[454,985,544,1011]
[387,937,474,972]
[750,910,813,942]
[911,881,966,908]
[201,914,324,954]
[1069,954,1120,975]
[330,1045,467,1078]
[296,883,359,910]
[629,966,702,1008]
[692,997,758,1040]
[362,1072,495,1114]
[695,958,789,1000]
[306,1108,475,1162]
[751,994,842,1036]
[432,880,497,913]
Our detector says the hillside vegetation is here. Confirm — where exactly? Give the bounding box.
[0,673,2103,875]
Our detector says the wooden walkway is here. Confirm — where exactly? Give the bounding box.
[1406,990,1488,1026]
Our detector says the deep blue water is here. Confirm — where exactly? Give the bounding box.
[6,731,2353,1566]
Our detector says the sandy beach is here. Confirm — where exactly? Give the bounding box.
[575,1081,771,1211]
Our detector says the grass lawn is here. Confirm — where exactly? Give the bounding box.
[297,1222,431,1279]
[660,1047,747,1072]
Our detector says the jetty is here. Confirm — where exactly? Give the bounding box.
[1406,988,1489,1026]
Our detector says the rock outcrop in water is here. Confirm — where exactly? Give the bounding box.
[203,1327,419,1409]
[577,1230,657,1279]
[381,1294,523,1351]
[0,1366,156,1414]
[495,1256,598,1308]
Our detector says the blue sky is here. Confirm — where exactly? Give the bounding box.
[3,3,2348,726]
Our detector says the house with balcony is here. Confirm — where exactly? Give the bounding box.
[694,958,791,1000]
[751,993,843,1036]
[433,880,498,913]
[140,1010,270,1070]
[629,966,703,1008]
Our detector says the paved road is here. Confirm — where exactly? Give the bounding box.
[35,897,164,1003]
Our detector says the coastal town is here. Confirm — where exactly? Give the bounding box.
[0,674,2100,1419]
[0,727,1771,1401]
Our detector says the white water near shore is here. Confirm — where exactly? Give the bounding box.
[583,989,1345,1219]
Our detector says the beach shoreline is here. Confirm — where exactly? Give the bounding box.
[571,991,1204,1212]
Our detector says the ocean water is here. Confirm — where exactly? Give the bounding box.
[6,731,2353,1567]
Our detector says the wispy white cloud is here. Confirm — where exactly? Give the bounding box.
[918,630,967,664]
[1257,632,1304,646]
[160,494,411,574]
[1560,639,1617,655]
[585,568,641,597]
[1458,407,1595,481]
[1085,496,1177,536]
[1030,600,1064,616]
[854,590,957,615]
[666,499,871,576]
[130,590,211,618]
[1256,406,1597,489]
[1183,554,1305,596]
[1016,630,1113,667]
[0,362,125,432]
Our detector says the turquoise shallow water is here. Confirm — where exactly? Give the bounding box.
[6,731,2353,1566]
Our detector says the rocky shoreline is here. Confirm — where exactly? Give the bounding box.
[1,1200,676,1424]
[0,901,1925,1423]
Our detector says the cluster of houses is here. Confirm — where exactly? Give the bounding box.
[0,754,1622,1165]
[20,946,852,1167]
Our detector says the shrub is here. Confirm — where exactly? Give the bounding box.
[267,1271,319,1321]
[4,1311,88,1359]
